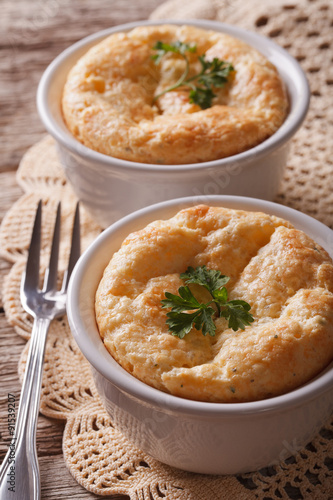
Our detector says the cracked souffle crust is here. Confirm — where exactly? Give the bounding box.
[95,205,333,403]
[62,25,288,164]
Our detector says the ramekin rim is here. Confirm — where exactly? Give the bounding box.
[67,195,333,417]
[37,18,310,174]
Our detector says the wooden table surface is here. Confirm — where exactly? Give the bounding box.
[0,1,165,498]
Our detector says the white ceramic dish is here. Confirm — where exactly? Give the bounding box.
[67,195,333,475]
[37,19,310,229]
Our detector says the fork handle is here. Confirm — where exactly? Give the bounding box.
[0,317,51,500]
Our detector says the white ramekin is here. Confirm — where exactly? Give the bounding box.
[37,19,310,228]
[67,195,333,475]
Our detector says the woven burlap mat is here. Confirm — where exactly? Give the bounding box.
[0,0,333,498]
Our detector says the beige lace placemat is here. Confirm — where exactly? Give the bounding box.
[0,0,333,497]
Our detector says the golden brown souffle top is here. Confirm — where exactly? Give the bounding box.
[95,205,333,403]
[62,25,288,164]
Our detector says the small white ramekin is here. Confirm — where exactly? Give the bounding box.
[37,19,310,228]
[67,195,333,475]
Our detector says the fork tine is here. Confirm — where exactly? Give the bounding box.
[62,202,81,291]
[22,200,42,293]
[44,202,61,293]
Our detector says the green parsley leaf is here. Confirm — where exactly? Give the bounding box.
[165,310,202,339]
[161,286,201,312]
[181,265,229,294]
[152,40,234,109]
[189,87,216,109]
[162,286,217,337]
[152,40,197,64]
[197,56,234,88]
[211,286,228,303]
[220,300,254,331]
[161,266,254,338]
[193,306,216,336]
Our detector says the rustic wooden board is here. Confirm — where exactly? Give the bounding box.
[0,1,165,498]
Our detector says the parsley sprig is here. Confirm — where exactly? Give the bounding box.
[161,266,254,339]
[152,41,234,109]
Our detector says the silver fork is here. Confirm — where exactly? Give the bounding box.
[0,201,80,500]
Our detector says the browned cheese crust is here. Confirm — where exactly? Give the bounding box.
[62,25,288,164]
[95,205,333,402]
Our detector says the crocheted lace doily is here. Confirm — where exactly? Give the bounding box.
[0,0,332,496]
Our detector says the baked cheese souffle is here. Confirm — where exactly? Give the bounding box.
[62,25,288,164]
[95,205,333,403]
